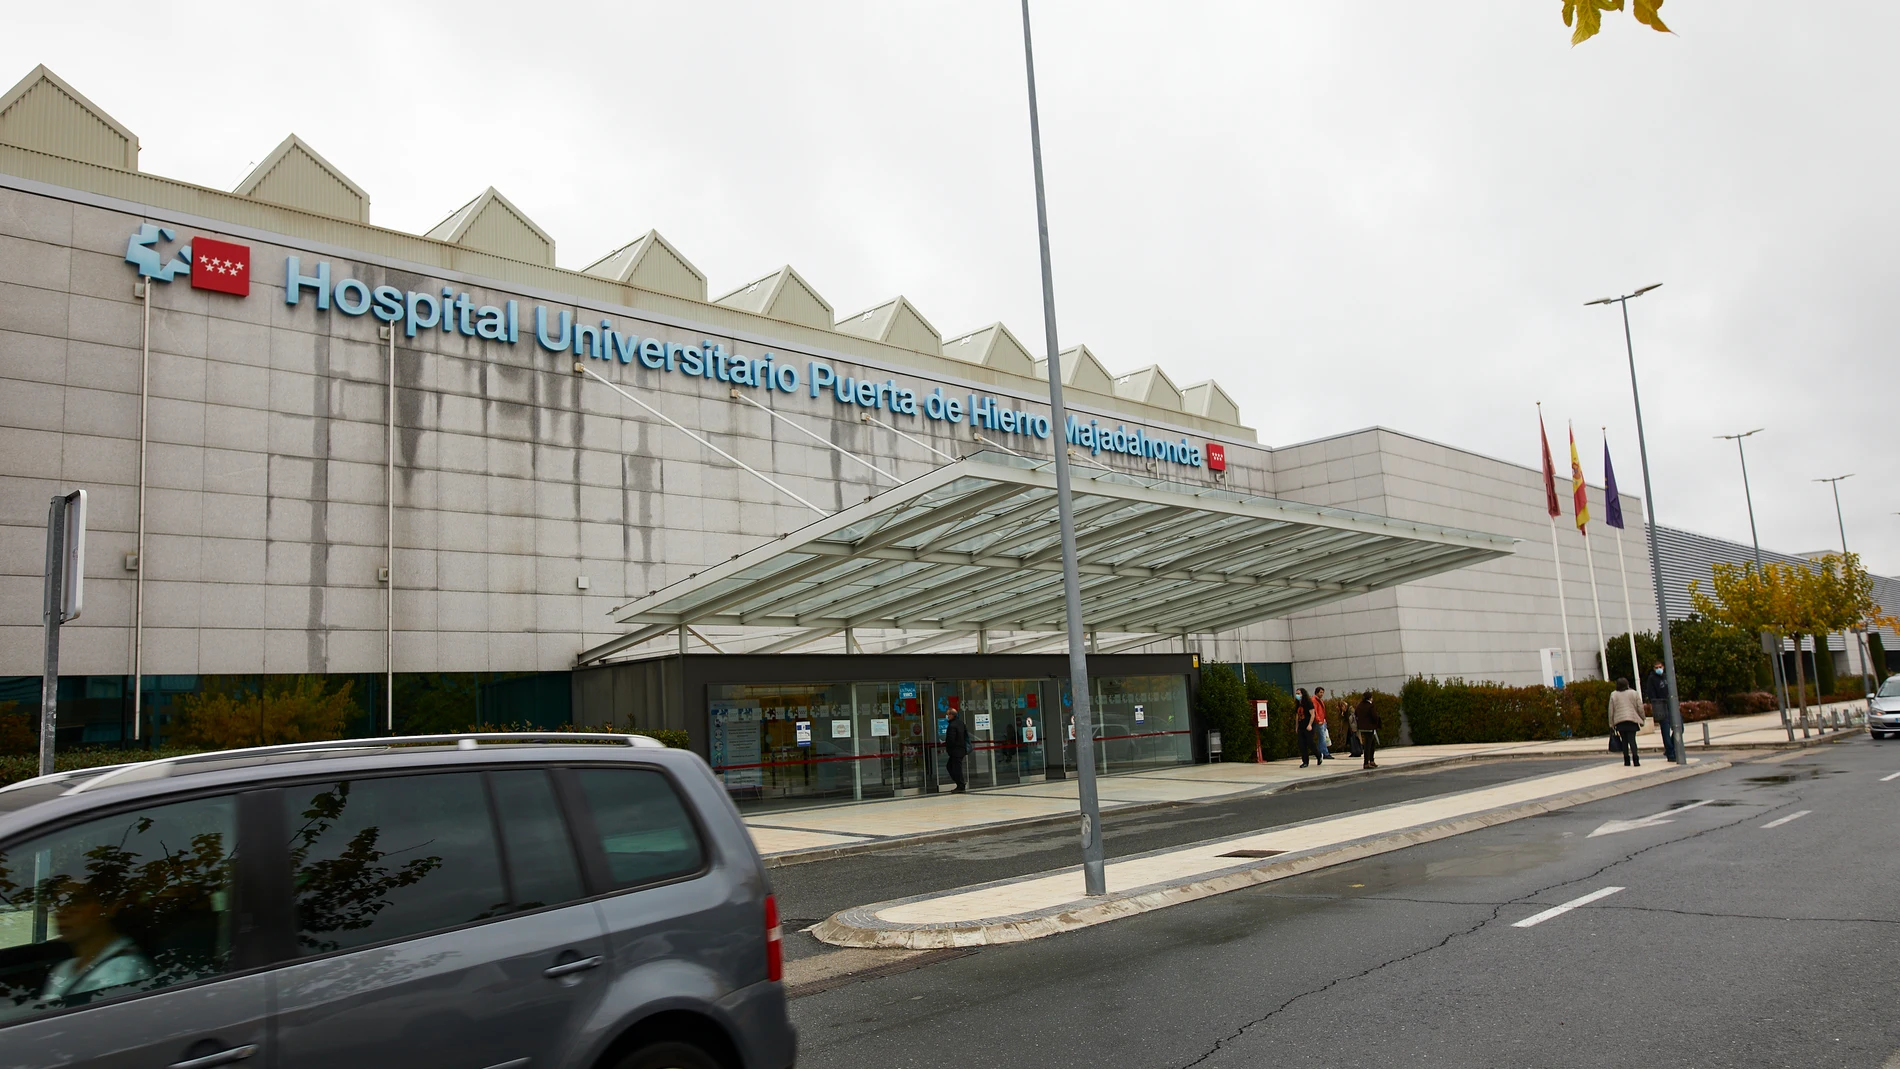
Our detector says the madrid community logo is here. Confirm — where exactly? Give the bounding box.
[124,224,251,296]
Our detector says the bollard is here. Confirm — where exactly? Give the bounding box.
[1701,721,1711,748]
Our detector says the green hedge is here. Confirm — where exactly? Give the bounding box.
[0,748,203,788]
[1400,676,1614,745]
[1199,668,1403,761]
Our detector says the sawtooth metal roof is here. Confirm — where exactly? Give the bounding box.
[578,451,1516,665]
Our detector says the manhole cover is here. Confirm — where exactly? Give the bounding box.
[1219,848,1286,859]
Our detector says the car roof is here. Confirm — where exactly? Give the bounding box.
[0,733,689,835]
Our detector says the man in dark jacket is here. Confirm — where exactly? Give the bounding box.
[1641,662,1677,761]
[1355,692,1382,770]
[943,709,971,793]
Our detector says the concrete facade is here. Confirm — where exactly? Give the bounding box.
[0,62,1672,704]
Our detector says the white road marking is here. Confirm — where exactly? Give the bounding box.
[1587,798,1715,838]
[1512,886,1626,928]
[1881,771,1900,782]
[1760,810,1811,829]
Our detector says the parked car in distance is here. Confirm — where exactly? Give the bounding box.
[0,733,795,1069]
[1870,677,1900,739]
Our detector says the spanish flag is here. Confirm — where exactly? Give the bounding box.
[1568,424,1589,533]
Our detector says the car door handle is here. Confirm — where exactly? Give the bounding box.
[543,954,605,979]
[168,1045,260,1069]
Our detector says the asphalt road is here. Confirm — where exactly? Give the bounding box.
[770,756,1598,958]
[789,738,1900,1069]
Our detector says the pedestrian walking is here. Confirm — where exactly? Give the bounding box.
[1313,688,1332,761]
[1345,696,1363,758]
[1356,692,1382,769]
[1608,677,1644,767]
[1641,661,1677,761]
[943,709,971,793]
[1295,688,1319,767]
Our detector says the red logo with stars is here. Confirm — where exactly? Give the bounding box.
[190,237,251,296]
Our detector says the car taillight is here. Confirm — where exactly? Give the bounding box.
[764,894,783,983]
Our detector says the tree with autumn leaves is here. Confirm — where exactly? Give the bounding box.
[1691,553,1890,717]
[1563,0,1672,46]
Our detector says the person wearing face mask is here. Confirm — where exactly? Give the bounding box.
[1641,661,1677,761]
[1295,689,1319,768]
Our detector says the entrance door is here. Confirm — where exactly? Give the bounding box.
[853,681,934,796]
[984,679,1047,785]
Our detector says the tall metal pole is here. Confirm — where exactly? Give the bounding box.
[1021,0,1105,896]
[40,498,66,778]
[132,281,151,742]
[1719,429,1791,738]
[1818,474,1874,703]
[1592,286,1685,763]
[386,327,397,731]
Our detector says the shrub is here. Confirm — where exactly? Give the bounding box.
[1244,674,1299,760]
[1606,617,1765,701]
[1400,677,1615,745]
[0,747,204,788]
[1718,691,1779,717]
[1197,665,1252,762]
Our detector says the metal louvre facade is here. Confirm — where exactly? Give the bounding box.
[583,452,1516,665]
[1654,524,1899,647]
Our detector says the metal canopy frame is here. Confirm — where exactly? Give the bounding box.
[578,451,1517,665]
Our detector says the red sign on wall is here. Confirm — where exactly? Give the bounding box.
[1206,443,1227,472]
[190,237,251,296]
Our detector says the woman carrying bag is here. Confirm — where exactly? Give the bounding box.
[1356,691,1382,770]
[1608,677,1644,767]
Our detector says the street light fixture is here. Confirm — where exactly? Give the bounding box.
[1715,428,1792,738]
[1587,284,1686,764]
[1815,474,1875,704]
[1020,0,1105,896]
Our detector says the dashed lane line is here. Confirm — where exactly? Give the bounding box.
[1760,810,1812,829]
[1511,886,1625,928]
[1881,771,1900,782]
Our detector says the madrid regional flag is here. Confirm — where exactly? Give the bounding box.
[190,237,251,296]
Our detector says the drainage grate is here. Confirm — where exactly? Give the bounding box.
[1218,848,1286,859]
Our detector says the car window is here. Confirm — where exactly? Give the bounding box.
[574,769,705,888]
[289,774,507,954]
[0,795,236,1024]
[488,770,585,910]
[1879,678,1900,698]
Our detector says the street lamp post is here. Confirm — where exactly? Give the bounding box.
[1586,284,1685,764]
[1816,474,1875,709]
[1019,0,1105,896]
[1716,428,1793,741]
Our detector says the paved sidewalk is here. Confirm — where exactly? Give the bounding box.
[812,757,1723,948]
[745,704,1860,861]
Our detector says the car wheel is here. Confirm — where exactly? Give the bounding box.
[614,1041,724,1069]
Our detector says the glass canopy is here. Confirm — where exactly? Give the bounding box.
[578,451,1516,665]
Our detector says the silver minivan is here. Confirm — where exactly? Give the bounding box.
[0,733,795,1069]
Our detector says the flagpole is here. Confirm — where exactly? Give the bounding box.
[1548,516,1576,685]
[1572,422,1609,681]
[1582,533,1609,680]
[1602,430,1641,682]
[1612,522,1639,668]
[1539,405,1575,686]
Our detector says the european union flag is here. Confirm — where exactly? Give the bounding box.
[1603,440,1625,529]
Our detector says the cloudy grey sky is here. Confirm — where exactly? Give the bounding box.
[9,2,1896,572]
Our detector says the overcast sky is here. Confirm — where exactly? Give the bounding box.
[9,2,1897,572]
